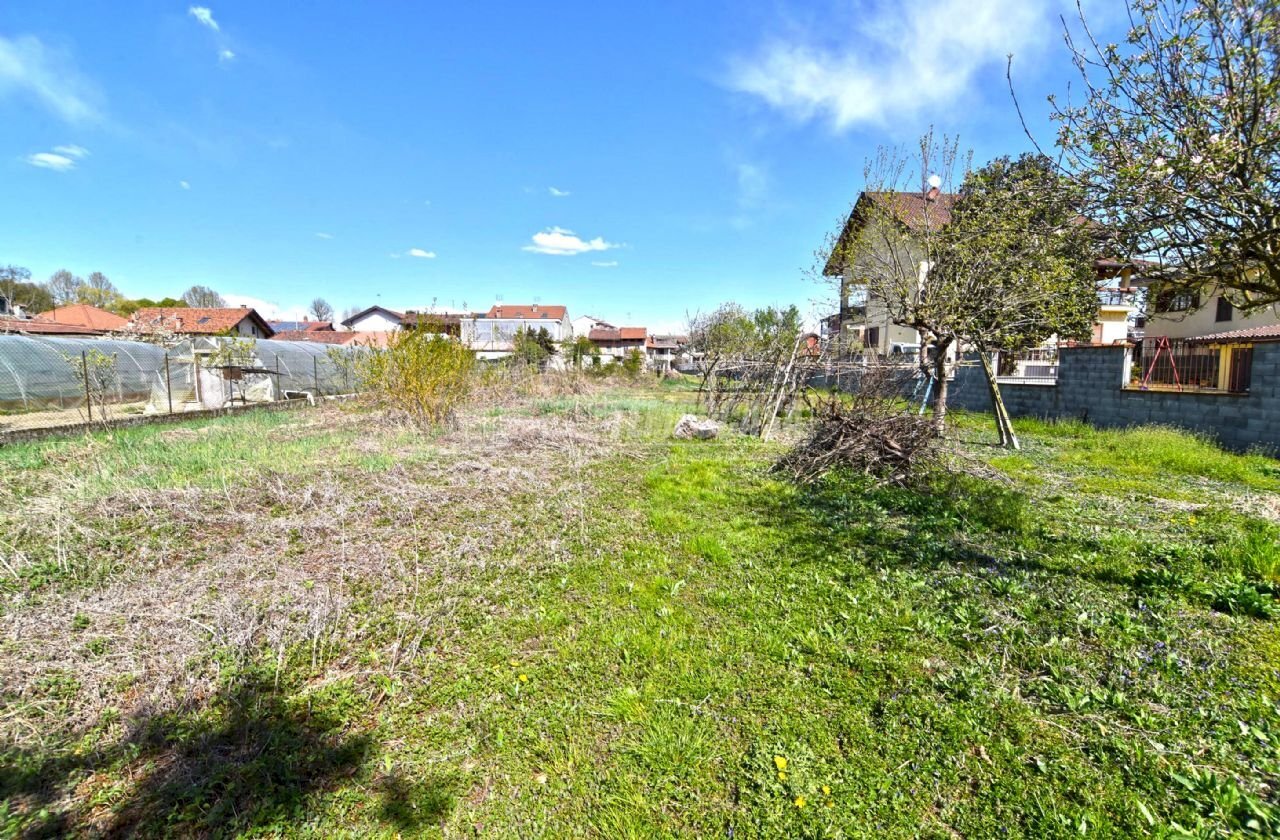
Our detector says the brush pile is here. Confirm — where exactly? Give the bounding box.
[775,364,938,485]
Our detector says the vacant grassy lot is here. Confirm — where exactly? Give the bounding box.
[2,385,1278,837]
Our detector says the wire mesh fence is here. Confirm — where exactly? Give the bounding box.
[0,334,367,437]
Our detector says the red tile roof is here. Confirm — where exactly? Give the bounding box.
[0,317,104,336]
[863,190,957,232]
[484,304,567,320]
[1189,324,1280,343]
[128,307,274,336]
[272,330,356,344]
[37,304,127,330]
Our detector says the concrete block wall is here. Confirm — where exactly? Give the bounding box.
[948,344,1280,452]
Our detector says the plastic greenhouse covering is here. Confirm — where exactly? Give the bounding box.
[0,334,176,413]
[0,334,365,417]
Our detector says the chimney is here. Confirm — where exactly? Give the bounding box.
[531,303,538,312]
[925,186,941,202]
[240,304,248,309]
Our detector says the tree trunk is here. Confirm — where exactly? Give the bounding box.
[978,349,1021,450]
[930,337,953,435]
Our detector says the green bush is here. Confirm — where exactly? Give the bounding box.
[356,329,474,428]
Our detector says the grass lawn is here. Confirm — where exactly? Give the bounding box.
[1,384,1279,837]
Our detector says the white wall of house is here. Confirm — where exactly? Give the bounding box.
[234,318,271,339]
[571,315,611,339]
[1145,292,1279,340]
[347,311,403,332]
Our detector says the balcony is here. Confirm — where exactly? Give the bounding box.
[1097,288,1139,309]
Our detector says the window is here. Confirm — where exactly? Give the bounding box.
[1154,290,1200,313]
[865,326,880,349]
[1215,296,1234,322]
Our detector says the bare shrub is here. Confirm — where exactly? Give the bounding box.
[355,329,474,427]
[775,363,939,485]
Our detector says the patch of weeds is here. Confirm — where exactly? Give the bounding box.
[1209,577,1279,620]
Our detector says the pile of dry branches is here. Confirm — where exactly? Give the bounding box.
[775,364,938,485]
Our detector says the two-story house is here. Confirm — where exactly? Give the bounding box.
[823,189,1143,356]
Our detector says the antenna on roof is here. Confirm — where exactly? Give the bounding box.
[533,295,541,304]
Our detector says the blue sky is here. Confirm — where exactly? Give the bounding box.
[0,1,1111,329]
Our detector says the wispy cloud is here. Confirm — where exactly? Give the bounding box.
[727,0,1052,131]
[0,35,101,123]
[314,232,333,239]
[188,6,220,32]
[25,151,78,171]
[548,186,570,197]
[406,248,437,258]
[53,144,89,159]
[591,260,619,268]
[523,227,619,256]
[179,180,191,190]
[188,6,236,63]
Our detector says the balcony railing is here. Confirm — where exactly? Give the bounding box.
[1097,288,1139,307]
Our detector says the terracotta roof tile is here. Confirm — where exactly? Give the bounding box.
[483,304,567,320]
[272,330,356,344]
[128,307,274,336]
[37,304,127,330]
[0,317,104,335]
[1189,324,1280,343]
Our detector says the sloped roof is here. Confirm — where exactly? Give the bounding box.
[270,320,333,332]
[823,190,958,276]
[483,304,567,320]
[0,317,104,335]
[1189,323,1280,344]
[129,307,274,336]
[272,330,356,344]
[341,306,404,329]
[37,304,127,330]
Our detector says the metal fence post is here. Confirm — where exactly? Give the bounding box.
[164,355,174,415]
[81,350,92,422]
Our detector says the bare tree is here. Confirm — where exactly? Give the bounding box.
[825,132,970,433]
[182,285,226,308]
[1018,0,1280,308]
[309,297,334,321]
[1,265,55,314]
[47,269,83,306]
[79,272,121,309]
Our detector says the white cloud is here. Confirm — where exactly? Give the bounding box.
[591,261,619,268]
[179,180,191,189]
[548,187,570,197]
[188,6,220,32]
[25,151,77,171]
[218,49,236,62]
[523,227,619,256]
[727,0,1052,131]
[0,35,100,123]
[406,248,436,258]
[314,232,333,239]
[53,144,89,158]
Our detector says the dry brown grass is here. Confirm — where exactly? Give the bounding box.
[0,399,630,749]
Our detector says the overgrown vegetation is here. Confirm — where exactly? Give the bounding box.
[0,388,1277,836]
[356,328,475,427]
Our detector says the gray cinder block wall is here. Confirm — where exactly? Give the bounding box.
[948,344,1279,452]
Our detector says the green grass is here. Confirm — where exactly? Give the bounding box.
[2,391,1279,837]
